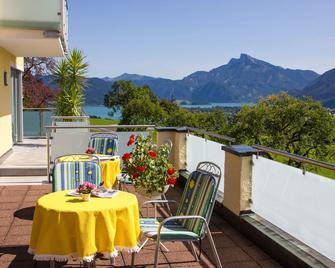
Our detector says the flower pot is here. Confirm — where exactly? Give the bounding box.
[136,185,169,200]
[81,193,91,201]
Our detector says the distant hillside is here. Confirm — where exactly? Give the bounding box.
[44,54,320,105]
[299,68,335,108]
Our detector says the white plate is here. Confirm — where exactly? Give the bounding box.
[92,190,119,198]
[67,190,81,197]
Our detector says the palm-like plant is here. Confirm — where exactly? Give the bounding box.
[53,49,88,116]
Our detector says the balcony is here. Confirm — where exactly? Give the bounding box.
[0,0,68,56]
[0,121,334,267]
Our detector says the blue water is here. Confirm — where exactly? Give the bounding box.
[83,103,253,119]
[83,106,122,120]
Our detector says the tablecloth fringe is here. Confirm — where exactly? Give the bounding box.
[115,245,140,253]
[28,246,139,262]
[28,247,96,262]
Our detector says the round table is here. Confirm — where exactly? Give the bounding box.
[29,190,140,261]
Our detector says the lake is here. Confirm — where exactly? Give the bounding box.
[83,103,254,119]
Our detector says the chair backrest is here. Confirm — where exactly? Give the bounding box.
[54,154,100,165]
[52,160,102,192]
[88,133,118,156]
[176,161,221,237]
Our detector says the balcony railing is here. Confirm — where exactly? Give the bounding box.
[23,108,55,137]
[251,145,335,262]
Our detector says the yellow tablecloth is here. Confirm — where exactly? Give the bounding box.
[100,159,121,188]
[29,190,140,261]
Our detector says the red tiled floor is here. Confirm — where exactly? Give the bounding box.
[0,185,282,267]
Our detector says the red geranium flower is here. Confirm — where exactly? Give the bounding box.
[122,152,131,162]
[132,173,138,180]
[85,147,95,154]
[136,166,145,173]
[167,176,177,186]
[148,150,157,158]
[167,167,176,175]
[127,137,135,146]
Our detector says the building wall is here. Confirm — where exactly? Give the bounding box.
[0,47,23,157]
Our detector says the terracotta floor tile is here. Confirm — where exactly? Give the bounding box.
[243,246,272,261]
[258,259,282,268]
[3,235,30,246]
[223,261,261,268]
[7,225,32,236]
[0,190,27,197]
[0,210,14,218]
[0,218,13,227]
[204,246,252,264]
[0,203,20,210]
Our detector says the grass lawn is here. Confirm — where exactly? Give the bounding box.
[89,118,120,125]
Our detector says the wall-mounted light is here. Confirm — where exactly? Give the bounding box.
[4,71,8,86]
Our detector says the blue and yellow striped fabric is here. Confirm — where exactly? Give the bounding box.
[140,218,199,240]
[88,136,118,156]
[52,161,102,192]
[140,170,216,240]
[176,171,216,236]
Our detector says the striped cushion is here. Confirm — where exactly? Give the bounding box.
[52,161,102,192]
[140,218,199,241]
[88,137,118,155]
[176,171,216,236]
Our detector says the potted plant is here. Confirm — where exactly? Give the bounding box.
[122,135,178,198]
[77,182,96,201]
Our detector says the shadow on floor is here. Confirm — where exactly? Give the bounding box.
[13,207,35,221]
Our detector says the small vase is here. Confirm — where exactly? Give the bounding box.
[81,193,91,201]
[136,185,170,200]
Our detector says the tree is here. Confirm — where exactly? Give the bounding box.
[53,49,88,116]
[121,95,167,125]
[233,92,335,160]
[23,57,56,108]
[104,80,157,114]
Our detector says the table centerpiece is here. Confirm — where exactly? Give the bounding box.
[77,181,96,201]
[122,134,178,198]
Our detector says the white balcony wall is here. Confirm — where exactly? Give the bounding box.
[186,134,225,201]
[0,0,68,56]
[252,155,335,261]
[0,0,61,30]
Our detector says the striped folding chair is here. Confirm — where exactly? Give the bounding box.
[134,161,222,268]
[52,154,102,192]
[88,133,118,156]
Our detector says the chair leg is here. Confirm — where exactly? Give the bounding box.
[189,241,199,262]
[138,237,149,251]
[49,260,55,268]
[131,252,135,267]
[154,238,160,268]
[206,228,222,268]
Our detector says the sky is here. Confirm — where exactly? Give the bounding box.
[68,0,335,79]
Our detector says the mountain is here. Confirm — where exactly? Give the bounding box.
[44,54,320,105]
[299,68,335,108]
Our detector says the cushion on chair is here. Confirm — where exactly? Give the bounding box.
[140,218,199,241]
[53,161,102,192]
[176,170,216,236]
[88,136,118,155]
